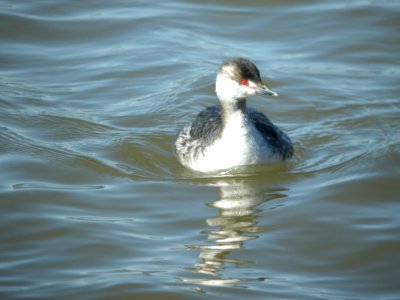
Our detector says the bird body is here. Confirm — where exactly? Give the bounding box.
[175,58,293,173]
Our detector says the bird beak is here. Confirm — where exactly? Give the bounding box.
[256,85,278,97]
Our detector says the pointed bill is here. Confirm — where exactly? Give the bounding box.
[256,85,278,97]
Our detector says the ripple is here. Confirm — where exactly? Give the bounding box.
[1,1,399,300]
[12,182,105,191]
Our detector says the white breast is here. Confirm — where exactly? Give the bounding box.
[188,111,276,172]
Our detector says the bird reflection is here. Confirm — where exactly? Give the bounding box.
[181,178,287,287]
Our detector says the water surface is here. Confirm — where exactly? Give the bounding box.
[1,0,400,299]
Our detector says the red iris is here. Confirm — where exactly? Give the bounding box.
[239,79,248,86]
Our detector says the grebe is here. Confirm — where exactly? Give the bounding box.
[175,58,293,173]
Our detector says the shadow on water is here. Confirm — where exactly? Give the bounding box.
[180,177,287,288]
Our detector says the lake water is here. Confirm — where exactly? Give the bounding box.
[1,0,399,299]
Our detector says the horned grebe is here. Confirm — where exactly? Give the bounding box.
[175,58,293,173]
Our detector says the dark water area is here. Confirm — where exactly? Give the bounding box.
[1,1,399,299]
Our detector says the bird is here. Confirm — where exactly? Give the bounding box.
[175,57,293,173]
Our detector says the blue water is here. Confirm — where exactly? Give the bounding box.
[1,1,399,299]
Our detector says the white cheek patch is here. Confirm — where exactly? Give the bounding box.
[216,75,239,101]
[237,86,254,98]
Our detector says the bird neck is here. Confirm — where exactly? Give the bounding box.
[220,98,247,126]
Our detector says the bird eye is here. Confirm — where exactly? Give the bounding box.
[239,79,248,86]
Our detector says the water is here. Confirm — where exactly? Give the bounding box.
[1,0,399,299]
